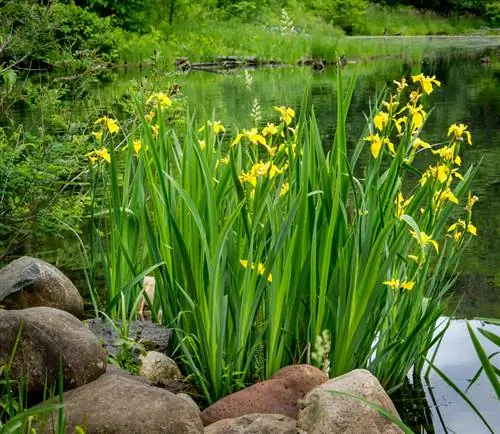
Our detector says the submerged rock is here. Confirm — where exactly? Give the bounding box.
[0,307,106,402]
[297,369,403,433]
[0,256,84,317]
[41,374,204,433]
[201,364,327,426]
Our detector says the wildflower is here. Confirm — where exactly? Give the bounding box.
[412,74,441,95]
[211,121,226,134]
[393,116,407,135]
[408,254,419,263]
[262,123,278,136]
[410,230,439,253]
[146,92,172,109]
[434,188,459,207]
[133,139,142,155]
[396,192,413,217]
[432,144,461,165]
[244,128,266,145]
[448,219,477,236]
[273,106,295,125]
[239,161,283,187]
[151,125,159,139]
[383,279,415,290]
[279,182,289,197]
[364,134,395,159]
[198,139,206,151]
[216,156,230,168]
[448,123,472,145]
[465,191,479,211]
[394,77,408,92]
[240,259,272,282]
[373,111,389,131]
[382,99,399,113]
[145,111,156,123]
[91,131,103,143]
[407,105,426,130]
[420,164,450,185]
[86,148,110,164]
[411,138,431,150]
[95,116,120,134]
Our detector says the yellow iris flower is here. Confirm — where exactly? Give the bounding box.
[411,230,439,253]
[411,74,441,95]
[95,116,120,134]
[273,106,295,125]
[373,111,389,131]
[240,259,272,282]
[383,279,415,290]
[262,123,278,136]
[146,92,172,109]
[448,123,472,145]
[364,134,395,159]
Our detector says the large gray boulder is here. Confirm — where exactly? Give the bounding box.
[41,374,204,433]
[0,307,107,401]
[0,256,83,317]
[297,369,403,433]
[204,413,297,433]
[201,364,327,426]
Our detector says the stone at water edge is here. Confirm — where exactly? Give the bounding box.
[41,374,204,434]
[0,256,84,317]
[297,368,404,434]
[200,364,327,426]
[139,351,183,386]
[0,307,107,403]
[204,413,298,433]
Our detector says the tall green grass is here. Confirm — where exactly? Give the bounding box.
[87,68,477,404]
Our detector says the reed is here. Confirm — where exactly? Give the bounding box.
[87,68,478,403]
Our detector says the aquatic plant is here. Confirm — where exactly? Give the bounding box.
[88,67,477,403]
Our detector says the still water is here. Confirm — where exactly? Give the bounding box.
[8,44,500,432]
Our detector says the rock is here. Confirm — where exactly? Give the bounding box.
[85,317,173,361]
[201,364,327,426]
[0,307,106,402]
[204,414,297,433]
[297,369,403,433]
[139,351,183,385]
[0,256,84,317]
[41,374,204,433]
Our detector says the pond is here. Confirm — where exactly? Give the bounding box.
[5,42,500,432]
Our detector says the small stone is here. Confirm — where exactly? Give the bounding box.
[139,351,183,385]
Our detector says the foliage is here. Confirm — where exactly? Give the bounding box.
[311,0,368,34]
[0,0,125,70]
[87,69,478,404]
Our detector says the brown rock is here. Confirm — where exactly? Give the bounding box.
[297,369,403,433]
[0,307,107,402]
[0,256,83,317]
[40,374,203,433]
[204,413,297,433]
[201,364,327,426]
